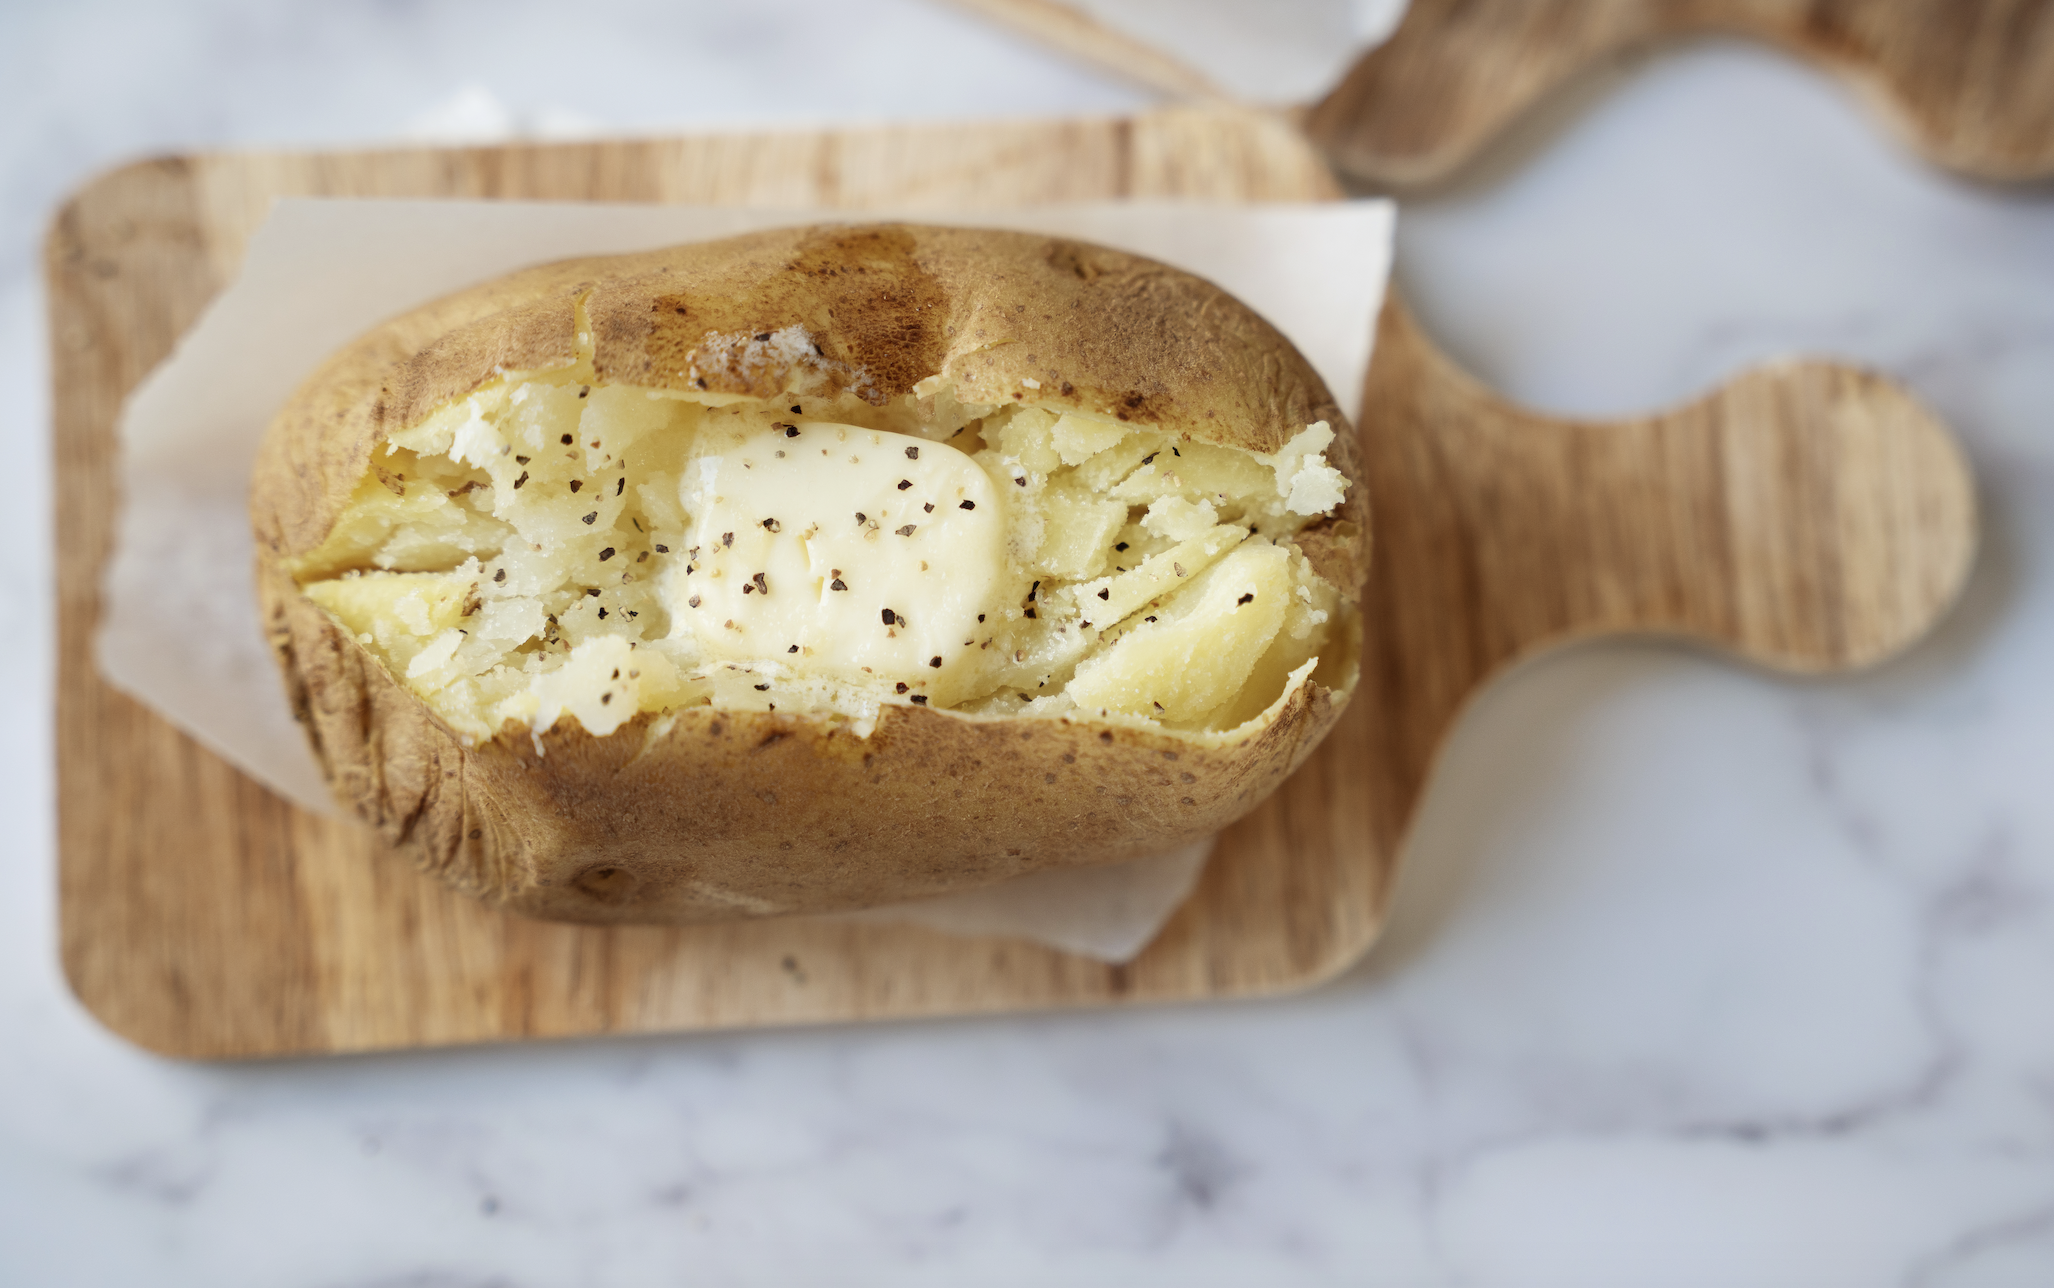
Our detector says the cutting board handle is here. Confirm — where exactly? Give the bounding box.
[1361,297,1976,685]
[1307,0,2054,187]
[1346,297,1978,865]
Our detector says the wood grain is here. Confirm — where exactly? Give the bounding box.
[1308,0,2054,187]
[48,107,1974,1059]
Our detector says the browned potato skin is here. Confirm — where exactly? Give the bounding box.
[253,223,1368,924]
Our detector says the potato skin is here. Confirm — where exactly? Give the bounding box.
[253,223,1367,923]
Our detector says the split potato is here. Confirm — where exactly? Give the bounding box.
[253,223,1368,923]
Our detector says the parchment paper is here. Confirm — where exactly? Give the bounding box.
[99,196,1393,961]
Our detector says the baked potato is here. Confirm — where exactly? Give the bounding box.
[252,223,1368,924]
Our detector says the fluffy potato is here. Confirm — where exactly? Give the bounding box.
[253,224,1368,923]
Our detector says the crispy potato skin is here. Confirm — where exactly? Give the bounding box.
[252,223,1367,923]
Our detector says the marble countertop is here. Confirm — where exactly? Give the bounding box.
[5,3,2052,1284]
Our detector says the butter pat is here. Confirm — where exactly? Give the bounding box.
[668,423,1005,704]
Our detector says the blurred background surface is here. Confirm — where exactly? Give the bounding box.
[5,2,2054,1284]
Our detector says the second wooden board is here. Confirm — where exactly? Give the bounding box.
[942,0,2054,184]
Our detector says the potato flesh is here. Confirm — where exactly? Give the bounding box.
[1067,542,1291,722]
[287,375,1349,742]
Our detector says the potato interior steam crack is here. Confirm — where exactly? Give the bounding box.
[286,374,1352,743]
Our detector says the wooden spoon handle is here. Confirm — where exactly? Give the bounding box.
[1307,0,2054,188]
[1354,297,1975,824]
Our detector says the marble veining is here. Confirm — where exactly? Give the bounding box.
[3,5,2051,1285]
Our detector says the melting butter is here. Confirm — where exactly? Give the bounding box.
[666,423,1005,704]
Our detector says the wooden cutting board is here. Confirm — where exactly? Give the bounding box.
[48,105,1975,1059]
[948,0,2054,185]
